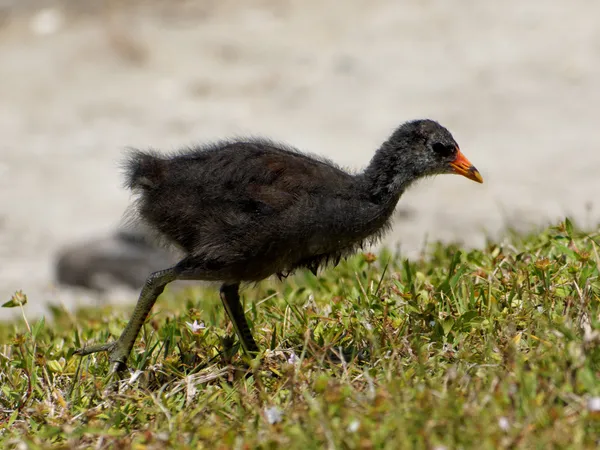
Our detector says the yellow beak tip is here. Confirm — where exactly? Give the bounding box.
[471,169,484,184]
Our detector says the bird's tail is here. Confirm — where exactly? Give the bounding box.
[123,149,166,191]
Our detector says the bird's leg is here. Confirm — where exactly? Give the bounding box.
[75,266,179,373]
[219,283,259,356]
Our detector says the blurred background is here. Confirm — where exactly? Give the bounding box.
[1,0,599,319]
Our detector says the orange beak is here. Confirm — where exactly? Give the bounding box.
[449,148,483,183]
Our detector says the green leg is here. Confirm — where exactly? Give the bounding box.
[75,267,178,373]
[220,283,259,355]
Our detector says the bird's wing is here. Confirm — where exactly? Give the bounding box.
[240,150,359,214]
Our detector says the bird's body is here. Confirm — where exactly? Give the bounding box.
[126,140,400,282]
[76,119,483,372]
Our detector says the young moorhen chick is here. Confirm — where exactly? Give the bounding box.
[76,119,483,372]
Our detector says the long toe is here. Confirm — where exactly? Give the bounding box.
[74,342,115,356]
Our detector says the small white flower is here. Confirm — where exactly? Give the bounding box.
[303,294,316,309]
[498,416,510,431]
[186,320,205,333]
[347,419,360,433]
[264,406,283,424]
[156,432,170,442]
[587,397,600,412]
[287,352,298,365]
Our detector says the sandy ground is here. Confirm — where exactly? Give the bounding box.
[1,0,599,320]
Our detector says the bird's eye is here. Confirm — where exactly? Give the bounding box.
[432,142,455,158]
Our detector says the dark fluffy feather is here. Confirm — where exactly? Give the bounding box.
[124,120,460,283]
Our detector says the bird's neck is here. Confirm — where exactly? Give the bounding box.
[361,141,418,204]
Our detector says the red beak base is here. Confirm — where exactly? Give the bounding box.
[449,149,483,183]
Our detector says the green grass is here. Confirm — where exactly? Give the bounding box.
[1,219,599,449]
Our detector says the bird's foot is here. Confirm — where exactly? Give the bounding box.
[74,341,129,374]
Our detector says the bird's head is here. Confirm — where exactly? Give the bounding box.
[385,119,483,184]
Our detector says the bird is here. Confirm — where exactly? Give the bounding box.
[75,119,483,372]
